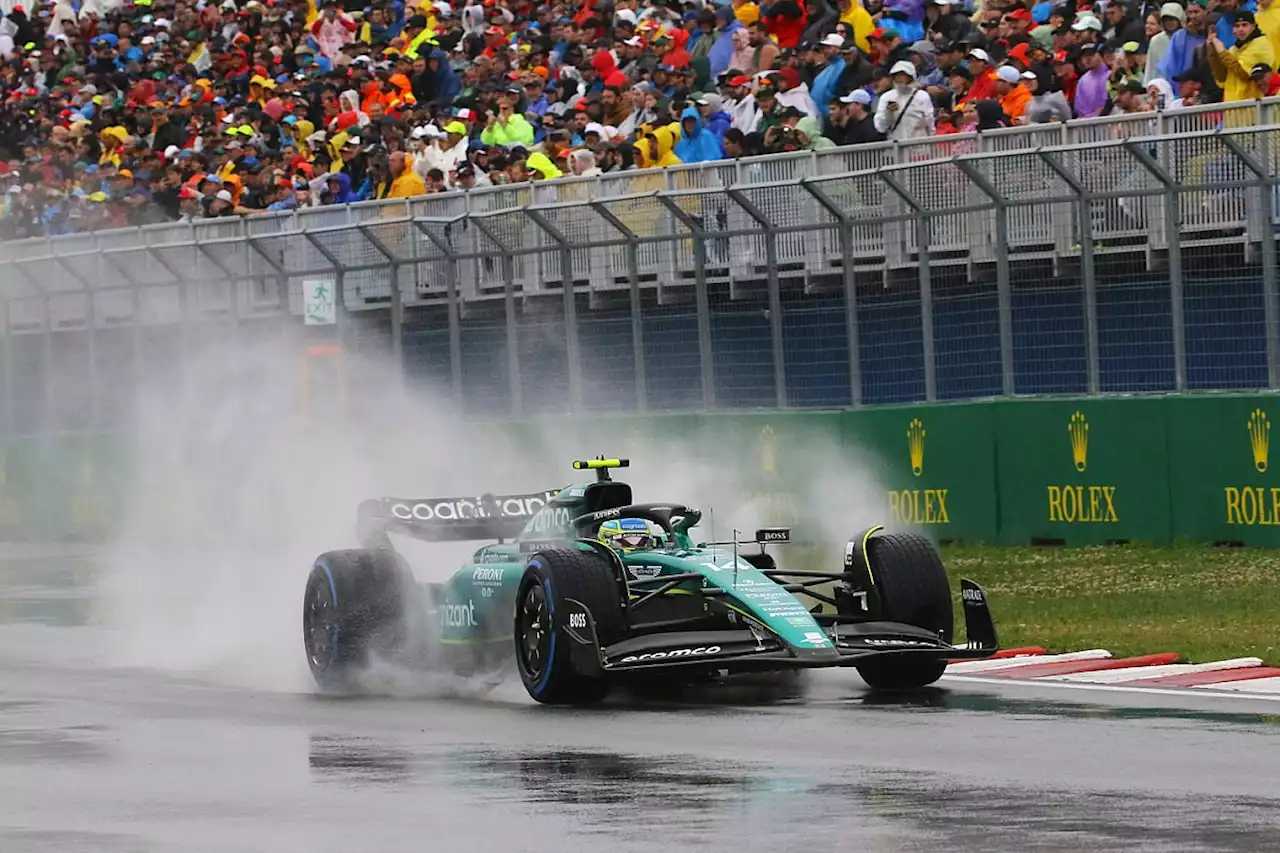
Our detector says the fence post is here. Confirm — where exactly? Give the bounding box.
[658,195,715,409]
[879,171,936,402]
[801,178,862,406]
[522,207,583,414]
[1039,151,1100,394]
[1125,140,1186,392]
[955,159,1015,396]
[726,188,787,408]
[590,200,647,411]
[1221,133,1280,388]
[467,215,524,418]
[355,223,405,381]
[413,218,466,401]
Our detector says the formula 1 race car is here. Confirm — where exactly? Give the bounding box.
[302,458,999,704]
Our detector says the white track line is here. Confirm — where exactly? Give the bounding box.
[1042,658,1264,684]
[942,673,1280,702]
[1193,676,1280,694]
[946,649,1112,674]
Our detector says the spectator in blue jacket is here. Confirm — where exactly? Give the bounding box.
[675,106,725,163]
[810,33,850,117]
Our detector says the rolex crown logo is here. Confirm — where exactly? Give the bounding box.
[1249,408,1270,473]
[759,425,777,479]
[907,418,925,477]
[1068,411,1089,473]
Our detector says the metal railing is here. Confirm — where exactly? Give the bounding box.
[0,120,1278,430]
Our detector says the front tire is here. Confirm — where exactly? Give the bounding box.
[855,532,953,690]
[514,548,627,705]
[303,549,415,693]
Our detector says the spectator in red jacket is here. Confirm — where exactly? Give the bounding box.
[763,0,808,49]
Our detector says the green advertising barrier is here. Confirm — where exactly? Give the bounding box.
[1166,393,1280,545]
[994,397,1172,545]
[837,402,1000,542]
[16,393,1280,547]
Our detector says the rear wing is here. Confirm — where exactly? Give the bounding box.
[357,491,557,547]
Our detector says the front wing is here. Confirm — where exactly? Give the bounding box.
[557,579,999,678]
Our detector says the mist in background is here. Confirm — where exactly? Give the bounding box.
[91,328,891,693]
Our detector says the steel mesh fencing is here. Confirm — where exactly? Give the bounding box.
[1,127,1280,429]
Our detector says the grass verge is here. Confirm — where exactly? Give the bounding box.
[943,544,1280,666]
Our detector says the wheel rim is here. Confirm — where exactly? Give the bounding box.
[304,575,338,669]
[517,583,551,680]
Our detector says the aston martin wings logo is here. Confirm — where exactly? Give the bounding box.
[1250,408,1270,473]
[1069,411,1089,473]
[907,418,925,477]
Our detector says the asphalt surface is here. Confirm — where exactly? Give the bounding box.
[2,549,1280,853]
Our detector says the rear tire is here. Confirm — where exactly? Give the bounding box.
[855,532,953,690]
[303,549,415,693]
[514,548,627,705]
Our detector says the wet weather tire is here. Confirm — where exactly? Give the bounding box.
[514,548,626,706]
[855,533,953,690]
[303,549,415,693]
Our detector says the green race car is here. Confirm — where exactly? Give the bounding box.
[302,458,998,704]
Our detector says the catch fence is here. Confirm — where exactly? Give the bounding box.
[3,107,1280,431]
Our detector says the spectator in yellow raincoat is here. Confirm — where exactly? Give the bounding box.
[386,151,426,198]
[632,125,683,168]
[1208,10,1276,104]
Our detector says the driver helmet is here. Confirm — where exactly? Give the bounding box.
[599,518,665,552]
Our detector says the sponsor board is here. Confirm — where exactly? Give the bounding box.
[1226,410,1278,526]
[1046,412,1120,524]
[887,418,951,526]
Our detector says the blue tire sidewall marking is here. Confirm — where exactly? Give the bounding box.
[316,560,340,667]
[530,563,556,696]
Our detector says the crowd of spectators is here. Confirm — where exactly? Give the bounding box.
[0,0,1275,237]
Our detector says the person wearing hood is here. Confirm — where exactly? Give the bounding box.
[907,39,945,89]
[633,125,682,168]
[569,148,603,177]
[524,150,563,180]
[873,59,934,140]
[728,26,754,75]
[1146,3,1184,83]
[1158,0,1208,81]
[1208,9,1275,104]
[384,150,426,198]
[709,6,746,78]
[773,66,821,117]
[663,28,694,70]
[1025,66,1073,122]
[675,105,725,163]
[1145,76,1178,109]
[1258,0,1280,60]
[795,114,836,148]
[0,17,15,60]
[324,171,358,204]
[425,49,462,105]
[697,93,733,143]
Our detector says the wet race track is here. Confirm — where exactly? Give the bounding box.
[2,548,1279,853]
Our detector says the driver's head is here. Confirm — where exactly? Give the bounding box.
[600,518,663,552]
